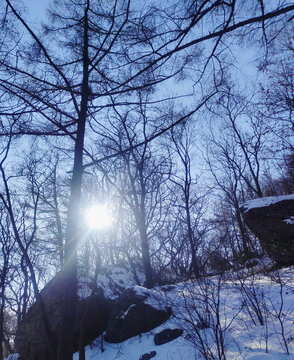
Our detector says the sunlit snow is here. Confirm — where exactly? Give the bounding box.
[73,266,294,360]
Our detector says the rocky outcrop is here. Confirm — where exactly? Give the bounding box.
[104,286,171,343]
[14,272,112,360]
[15,271,65,360]
[241,195,294,266]
[14,271,173,360]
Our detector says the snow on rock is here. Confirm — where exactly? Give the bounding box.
[104,285,171,343]
[6,355,21,360]
[96,264,146,299]
[131,285,168,311]
[78,263,146,300]
[283,216,294,224]
[241,195,294,266]
[77,276,93,299]
[242,193,294,212]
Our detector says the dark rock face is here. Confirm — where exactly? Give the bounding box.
[154,328,183,345]
[15,272,65,360]
[14,272,112,360]
[104,287,171,343]
[241,198,294,266]
[78,290,113,351]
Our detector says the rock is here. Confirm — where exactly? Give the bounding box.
[154,328,183,345]
[78,289,113,351]
[14,272,112,360]
[104,286,171,343]
[245,258,260,269]
[139,351,157,360]
[241,196,294,266]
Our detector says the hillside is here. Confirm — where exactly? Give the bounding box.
[73,266,294,360]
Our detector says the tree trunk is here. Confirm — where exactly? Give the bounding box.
[235,207,251,260]
[0,262,7,360]
[185,195,199,278]
[57,3,89,359]
[137,214,153,288]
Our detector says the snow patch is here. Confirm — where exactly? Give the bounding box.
[6,355,20,360]
[117,304,136,320]
[132,285,168,311]
[97,264,146,299]
[283,216,294,224]
[77,263,146,300]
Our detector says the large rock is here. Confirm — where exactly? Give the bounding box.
[14,272,112,360]
[154,328,183,345]
[14,269,172,359]
[241,195,294,266]
[105,286,171,343]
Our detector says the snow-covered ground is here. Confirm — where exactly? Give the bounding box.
[74,266,294,360]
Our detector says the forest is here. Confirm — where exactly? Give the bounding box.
[0,1,294,359]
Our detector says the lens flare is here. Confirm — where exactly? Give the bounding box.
[85,204,112,229]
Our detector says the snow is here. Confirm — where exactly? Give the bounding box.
[95,264,146,299]
[7,266,294,360]
[6,355,20,360]
[118,304,136,320]
[284,216,294,225]
[242,194,294,213]
[73,266,294,360]
[78,263,146,300]
[131,285,169,311]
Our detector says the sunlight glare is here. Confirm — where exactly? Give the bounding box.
[85,204,112,230]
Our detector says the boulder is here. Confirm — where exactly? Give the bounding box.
[241,195,294,266]
[14,272,112,360]
[104,286,171,343]
[14,271,172,359]
[154,328,183,345]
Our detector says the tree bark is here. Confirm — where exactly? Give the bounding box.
[185,195,200,278]
[137,215,154,288]
[57,3,90,359]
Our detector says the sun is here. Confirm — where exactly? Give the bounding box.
[85,204,112,230]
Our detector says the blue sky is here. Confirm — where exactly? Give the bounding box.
[25,0,49,22]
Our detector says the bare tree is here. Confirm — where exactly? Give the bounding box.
[167,123,210,277]
[259,22,294,149]
[93,93,171,287]
[0,210,15,360]
[202,87,273,261]
[1,1,293,358]
[0,137,57,358]
[203,126,256,261]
